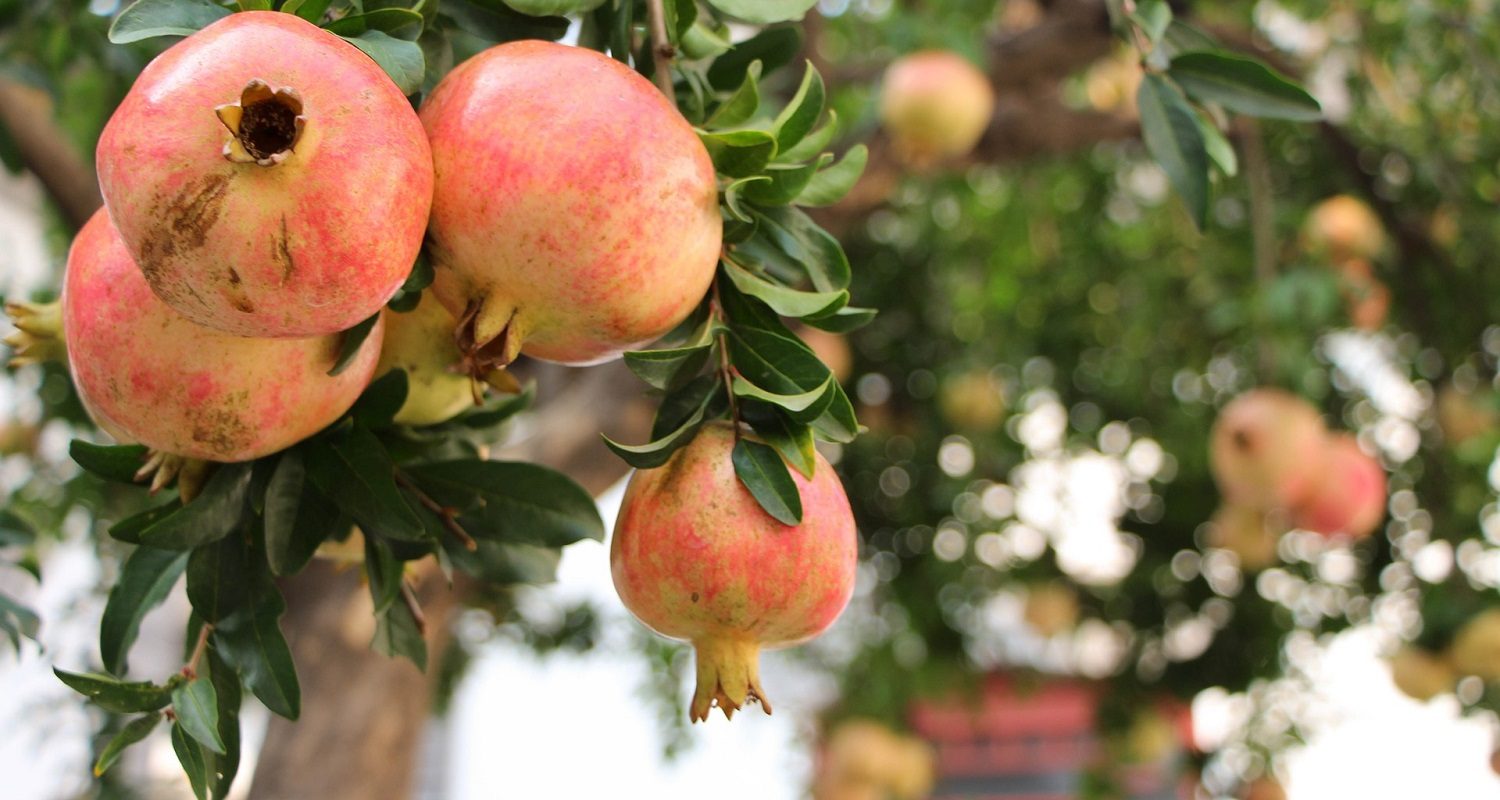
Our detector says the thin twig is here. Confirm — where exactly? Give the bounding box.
[394,472,478,552]
[710,277,741,439]
[400,580,428,637]
[1241,118,1278,379]
[183,623,213,680]
[645,0,675,98]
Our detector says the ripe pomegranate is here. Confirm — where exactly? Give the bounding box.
[1290,434,1386,539]
[1338,261,1390,331]
[1301,194,1385,261]
[1209,388,1329,511]
[879,50,995,166]
[938,369,1006,432]
[95,11,432,338]
[375,293,474,426]
[1023,581,1080,637]
[420,41,720,371]
[611,423,857,721]
[1208,504,1282,571]
[1450,608,1500,681]
[63,210,381,462]
[815,720,933,800]
[1388,646,1455,701]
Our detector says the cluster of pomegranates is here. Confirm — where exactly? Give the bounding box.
[1302,194,1390,331]
[1208,388,1388,569]
[13,9,859,723]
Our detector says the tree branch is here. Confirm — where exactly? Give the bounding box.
[0,79,101,230]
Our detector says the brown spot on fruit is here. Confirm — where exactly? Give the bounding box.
[138,173,233,281]
[274,215,295,282]
[189,404,255,456]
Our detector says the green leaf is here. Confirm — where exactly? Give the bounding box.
[743,403,816,479]
[237,0,272,9]
[652,374,723,439]
[172,722,210,800]
[173,675,224,754]
[1137,73,1209,229]
[699,128,777,178]
[325,8,425,40]
[386,253,435,312]
[602,385,713,469]
[754,206,851,291]
[95,713,162,777]
[0,592,40,650]
[809,380,860,443]
[404,461,605,548]
[723,176,770,222]
[54,669,173,714]
[0,508,36,547]
[796,144,868,207]
[216,582,299,720]
[705,61,762,129]
[205,648,241,799]
[363,536,405,616]
[282,0,334,23]
[101,546,188,675]
[722,259,848,319]
[771,63,825,153]
[1129,0,1171,44]
[500,0,607,13]
[372,598,428,669]
[327,312,381,377]
[305,426,426,541]
[731,438,802,524]
[342,31,426,96]
[705,0,817,24]
[777,109,840,163]
[109,499,183,545]
[70,441,148,483]
[731,374,832,416]
[707,26,800,90]
[351,369,411,429]
[440,0,570,43]
[682,21,733,60]
[140,464,252,549]
[1197,111,1238,176]
[1169,50,1322,121]
[109,0,231,44]
[624,344,713,391]
[1160,20,1219,58]
[263,451,345,577]
[743,155,831,206]
[186,534,250,623]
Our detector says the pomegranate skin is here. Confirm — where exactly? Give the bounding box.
[1291,434,1387,539]
[1209,388,1329,511]
[611,424,857,721]
[420,41,720,368]
[63,210,382,462]
[96,11,432,338]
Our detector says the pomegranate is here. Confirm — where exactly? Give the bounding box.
[1289,434,1386,539]
[1388,646,1455,701]
[95,11,432,338]
[1208,504,1282,571]
[1209,388,1329,511]
[938,369,1006,432]
[1023,581,1080,637]
[420,41,720,370]
[1449,609,1500,681]
[611,423,857,721]
[1301,194,1385,261]
[879,50,995,166]
[62,210,381,462]
[375,292,474,426]
[1338,260,1390,331]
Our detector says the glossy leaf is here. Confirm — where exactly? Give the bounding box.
[140,464,252,549]
[803,305,877,333]
[69,441,148,483]
[216,582,299,720]
[94,712,161,777]
[742,155,831,206]
[705,61,761,128]
[109,0,231,44]
[707,26,801,91]
[322,8,424,41]
[722,259,847,319]
[1129,0,1171,44]
[372,599,427,669]
[342,31,425,96]
[173,675,224,754]
[1170,50,1322,121]
[771,62,825,152]
[101,546,188,675]
[109,499,183,545]
[305,426,426,541]
[624,344,713,391]
[603,385,713,469]
[282,0,334,23]
[731,438,802,524]
[743,403,817,479]
[796,144,868,207]
[54,668,173,714]
[172,722,210,800]
[351,369,410,429]
[755,206,851,291]
[405,461,605,548]
[327,312,382,377]
[185,534,250,623]
[0,592,39,650]
[778,109,840,163]
[1137,73,1209,228]
[705,0,817,24]
[1197,111,1238,176]
[723,176,770,222]
[699,128,777,177]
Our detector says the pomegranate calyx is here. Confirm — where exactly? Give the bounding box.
[215,79,306,166]
[3,300,66,367]
[690,638,771,723]
[134,451,212,500]
[455,299,525,382]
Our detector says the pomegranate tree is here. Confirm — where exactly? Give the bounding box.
[612,424,858,721]
[95,11,432,337]
[420,41,720,371]
[62,209,381,461]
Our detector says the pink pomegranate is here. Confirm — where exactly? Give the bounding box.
[420,41,720,370]
[880,50,995,166]
[1290,434,1387,539]
[63,210,382,461]
[611,423,857,721]
[95,11,432,338]
[1210,388,1329,511]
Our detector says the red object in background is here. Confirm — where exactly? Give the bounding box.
[908,674,1192,800]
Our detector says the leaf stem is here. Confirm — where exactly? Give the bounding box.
[710,276,742,440]
[400,580,428,637]
[182,623,213,680]
[645,0,675,98]
[394,472,478,552]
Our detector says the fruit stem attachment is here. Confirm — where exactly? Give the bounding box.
[690,637,770,722]
[395,471,478,551]
[215,79,306,166]
[135,451,212,501]
[4,299,66,366]
[644,0,676,98]
[455,298,525,389]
